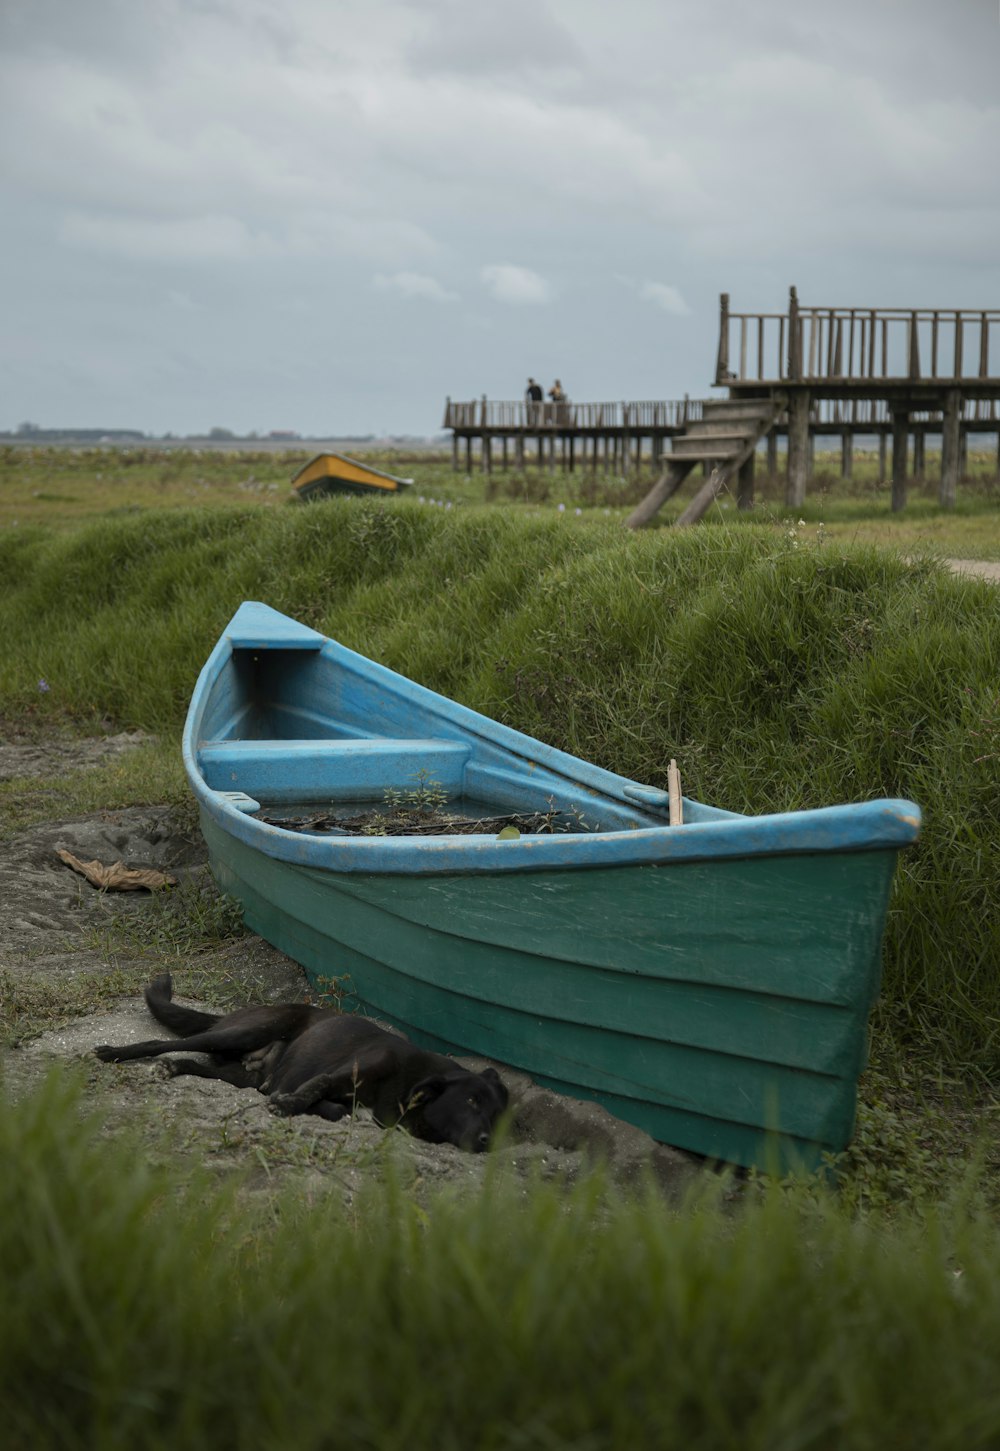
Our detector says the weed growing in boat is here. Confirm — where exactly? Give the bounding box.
[383,770,449,813]
[364,774,451,835]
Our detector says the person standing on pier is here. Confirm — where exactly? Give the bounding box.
[526,377,543,425]
[548,379,568,425]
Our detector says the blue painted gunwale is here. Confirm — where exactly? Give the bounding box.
[183,602,921,876]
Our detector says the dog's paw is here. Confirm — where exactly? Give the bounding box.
[155,1059,180,1080]
[267,1092,302,1117]
[93,1045,118,1062]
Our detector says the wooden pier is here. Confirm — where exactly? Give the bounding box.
[444,287,1000,527]
[444,393,999,496]
[442,397,700,476]
[660,288,1000,527]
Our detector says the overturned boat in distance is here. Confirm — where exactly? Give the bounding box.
[183,601,921,1173]
[291,453,412,500]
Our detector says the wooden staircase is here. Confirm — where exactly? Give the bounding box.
[626,395,786,529]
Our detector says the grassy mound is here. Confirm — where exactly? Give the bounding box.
[1,500,998,1075]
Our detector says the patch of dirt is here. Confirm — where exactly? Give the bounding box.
[945,558,1000,582]
[0,738,698,1210]
[0,729,156,783]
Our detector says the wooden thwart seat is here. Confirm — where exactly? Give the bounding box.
[199,738,472,803]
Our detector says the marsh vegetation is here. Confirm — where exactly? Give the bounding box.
[2,447,1000,1446]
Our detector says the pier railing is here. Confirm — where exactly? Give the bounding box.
[807,397,1000,426]
[443,398,702,431]
[445,395,999,434]
[717,290,1000,386]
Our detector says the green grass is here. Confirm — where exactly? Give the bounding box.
[4,1070,1000,1451]
[0,736,190,838]
[1,503,998,1080]
[3,469,1000,1444]
[2,441,999,556]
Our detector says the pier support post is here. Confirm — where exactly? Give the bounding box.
[841,431,853,479]
[767,429,778,480]
[891,411,909,512]
[940,390,960,506]
[786,390,810,507]
[737,449,755,512]
[913,430,925,479]
[878,432,888,481]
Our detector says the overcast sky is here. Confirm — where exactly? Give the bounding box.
[1,0,998,437]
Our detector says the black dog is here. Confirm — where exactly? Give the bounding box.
[95,974,508,1152]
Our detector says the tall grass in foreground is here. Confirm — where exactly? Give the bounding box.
[0,501,998,1074]
[3,1071,1000,1451]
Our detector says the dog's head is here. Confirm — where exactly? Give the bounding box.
[404,1067,508,1152]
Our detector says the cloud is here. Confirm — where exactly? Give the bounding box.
[373,271,458,302]
[60,210,271,262]
[1,0,998,435]
[639,282,690,316]
[481,264,550,306]
[404,0,583,76]
[165,289,201,311]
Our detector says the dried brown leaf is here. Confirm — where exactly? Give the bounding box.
[56,848,177,892]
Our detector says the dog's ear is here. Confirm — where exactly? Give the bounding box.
[405,1074,451,1109]
[480,1067,508,1105]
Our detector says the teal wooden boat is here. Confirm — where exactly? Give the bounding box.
[183,602,921,1173]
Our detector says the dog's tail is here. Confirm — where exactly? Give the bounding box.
[144,974,221,1037]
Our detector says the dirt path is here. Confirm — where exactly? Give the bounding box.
[945,558,1000,582]
[0,738,696,1208]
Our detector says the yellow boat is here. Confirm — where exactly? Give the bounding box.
[292,453,413,500]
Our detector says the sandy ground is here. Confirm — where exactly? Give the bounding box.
[942,558,1000,582]
[0,740,697,1209]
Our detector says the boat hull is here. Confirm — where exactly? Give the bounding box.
[291,452,412,500]
[200,807,899,1172]
[185,602,920,1173]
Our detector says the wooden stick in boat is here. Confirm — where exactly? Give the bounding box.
[668,759,683,826]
